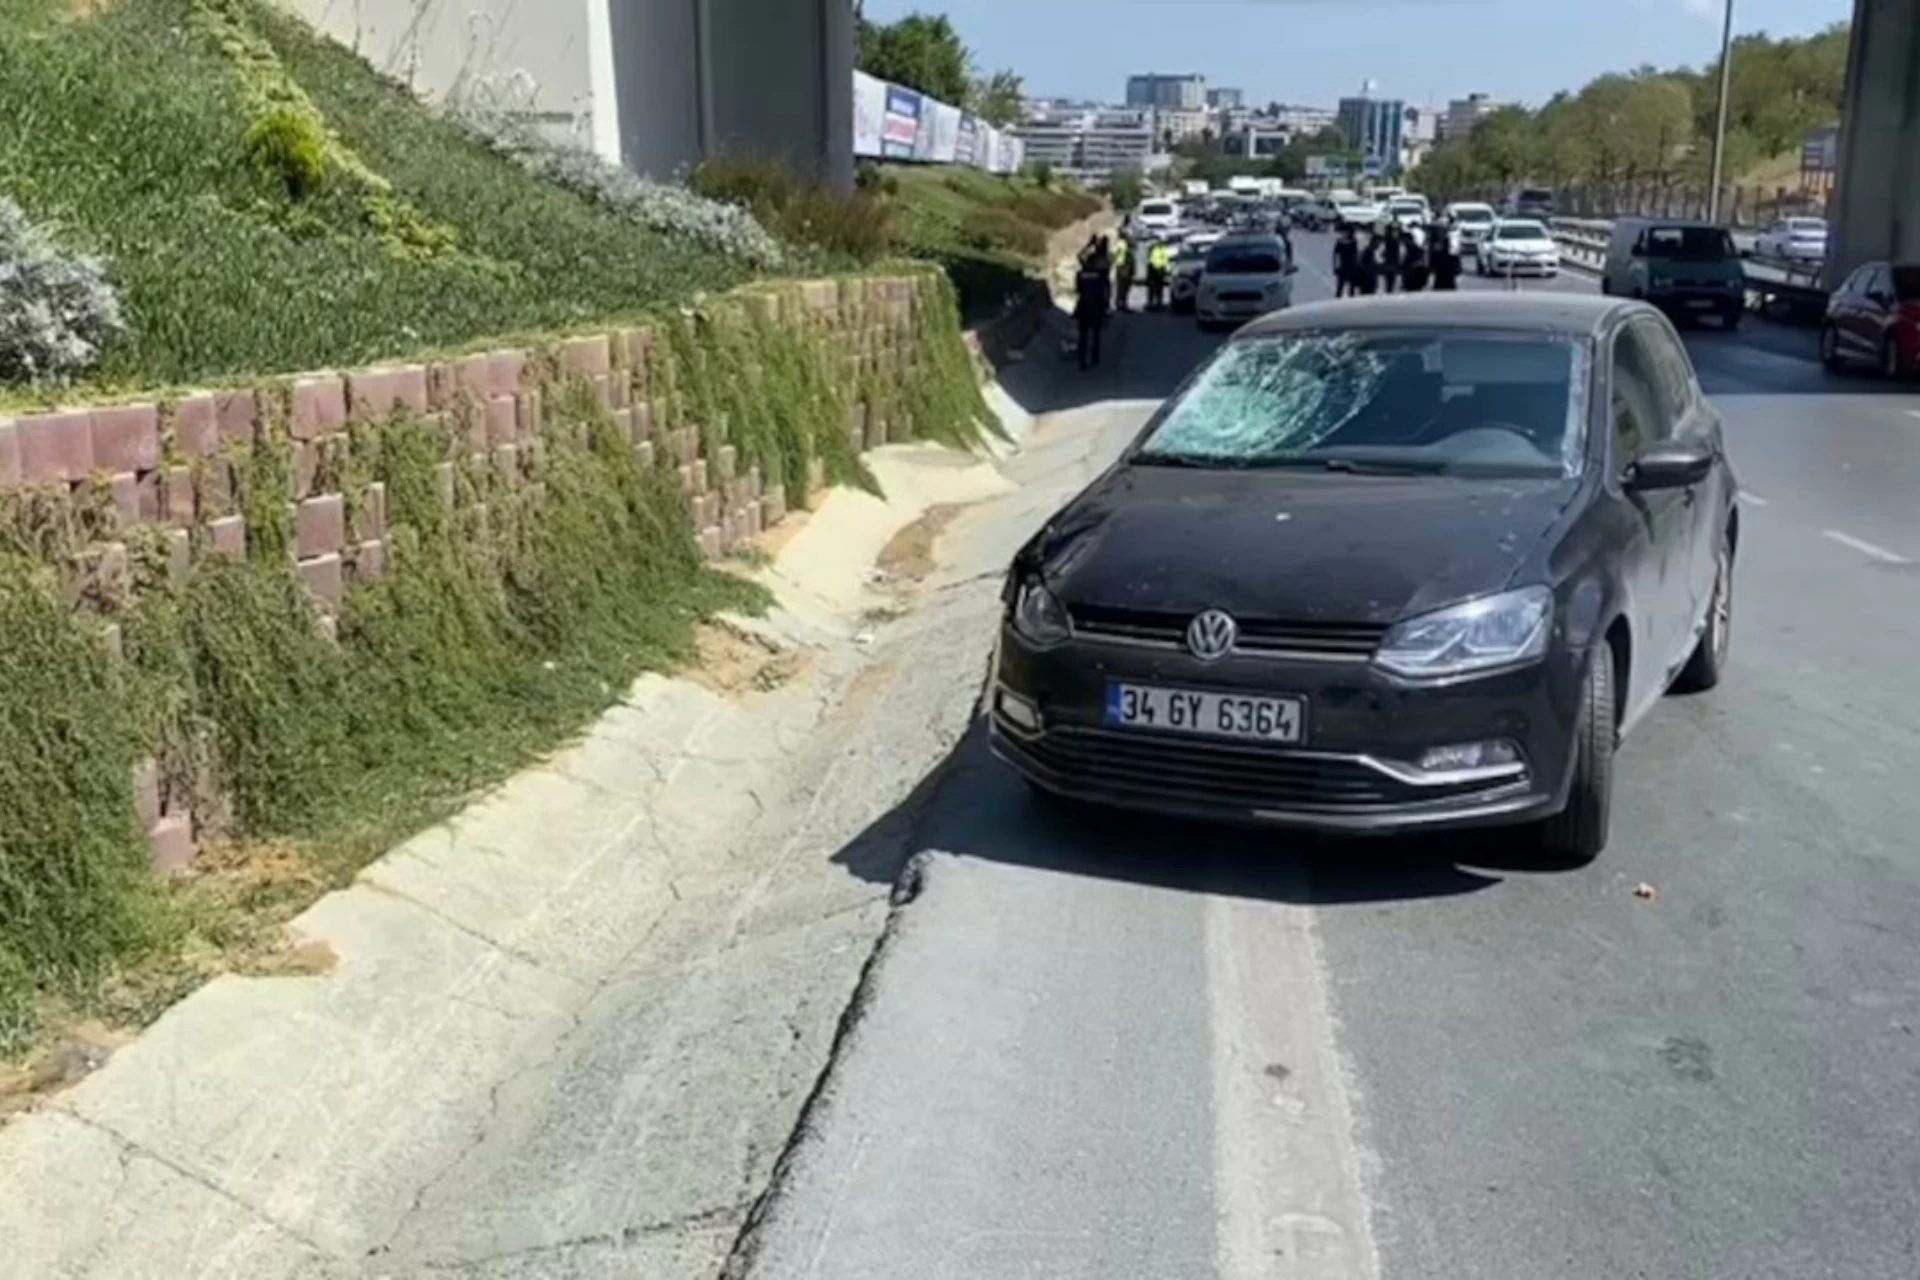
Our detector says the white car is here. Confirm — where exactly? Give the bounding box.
[1195,234,1297,331]
[1386,196,1430,228]
[1754,216,1828,265]
[1478,219,1560,276]
[1136,198,1181,235]
[1335,201,1385,229]
[1444,201,1497,254]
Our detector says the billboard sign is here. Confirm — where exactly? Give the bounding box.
[852,72,887,157]
[882,85,921,159]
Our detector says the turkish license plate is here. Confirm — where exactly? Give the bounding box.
[1105,683,1304,744]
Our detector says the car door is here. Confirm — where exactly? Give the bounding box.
[1637,314,1726,636]
[1608,321,1693,687]
[1849,265,1895,359]
[1829,266,1868,357]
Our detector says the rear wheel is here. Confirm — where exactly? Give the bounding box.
[1673,534,1733,694]
[1534,652,1615,868]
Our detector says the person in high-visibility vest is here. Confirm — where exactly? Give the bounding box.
[1112,235,1135,313]
[1145,238,1173,311]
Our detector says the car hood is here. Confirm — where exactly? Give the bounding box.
[1034,465,1576,625]
[1491,238,1556,252]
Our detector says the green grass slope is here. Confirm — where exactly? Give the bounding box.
[0,0,753,394]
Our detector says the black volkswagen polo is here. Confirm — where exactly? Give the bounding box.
[990,293,1738,864]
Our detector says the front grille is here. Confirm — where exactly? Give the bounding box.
[1070,604,1386,658]
[1007,727,1493,812]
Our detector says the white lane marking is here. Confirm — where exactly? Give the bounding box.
[1822,529,1911,564]
[1737,491,1769,506]
[1207,892,1380,1280]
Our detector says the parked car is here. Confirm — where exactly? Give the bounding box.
[1821,261,1920,378]
[1445,201,1497,254]
[1194,234,1298,331]
[1754,217,1828,266]
[1599,218,1744,329]
[1478,219,1561,277]
[990,292,1738,865]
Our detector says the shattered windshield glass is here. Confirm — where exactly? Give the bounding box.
[1135,329,1587,478]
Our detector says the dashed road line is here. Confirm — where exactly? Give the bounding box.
[1822,529,1911,565]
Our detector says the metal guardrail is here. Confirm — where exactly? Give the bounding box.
[1544,218,1829,317]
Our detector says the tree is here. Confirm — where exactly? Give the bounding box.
[1106,166,1145,211]
[972,68,1024,126]
[857,13,971,106]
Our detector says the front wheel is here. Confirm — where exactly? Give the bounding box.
[1534,652,1616,867]
[1820,323,1844,370]
[1673,534,1733,694]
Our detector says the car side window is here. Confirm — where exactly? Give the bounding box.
[1635,317,1701,432]
[1867,266,1892,302]
[1610,325,1671,468]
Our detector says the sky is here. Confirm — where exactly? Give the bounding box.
[861,0,1855,111]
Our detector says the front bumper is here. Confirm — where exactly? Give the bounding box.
[1484,256,1560,275]
[990,624,1584,835]
[1648,288,1744,315]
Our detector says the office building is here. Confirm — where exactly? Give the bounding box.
[1337,94,1407,174]
[1206,87,1245,110]
[1440,93,1500,142]
[1273,104,1337,138]
[1126,73,1207,111]
[1012,107,1155,183]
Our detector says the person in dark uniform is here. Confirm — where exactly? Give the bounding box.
[1355,231,1383,296]
[1429,219,1462,291]
[1379,223,1405,294]
[1332,225,1359,298]
[1112,234,1135,313]
[1401,224,1431,292]
[1074,245,1113,370]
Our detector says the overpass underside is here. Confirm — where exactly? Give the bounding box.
[608,0,854,189]
[1829,0,1920,286]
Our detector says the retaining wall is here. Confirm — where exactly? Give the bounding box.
[0,269,991,876]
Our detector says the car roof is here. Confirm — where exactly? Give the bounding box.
[1240,291,1632,339]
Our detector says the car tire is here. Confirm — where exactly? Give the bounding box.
[1820,324,1845,370]
[1534,652,1615,868]
[1883,333,1904,380]
[1673,532,1733,695]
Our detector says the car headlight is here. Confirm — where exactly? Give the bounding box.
[1375,586,1552,679]
[1012,580,1072,647]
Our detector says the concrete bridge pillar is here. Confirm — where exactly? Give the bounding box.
[1827,0,1920,286]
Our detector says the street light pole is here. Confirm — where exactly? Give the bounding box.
[1706,0,1736,223]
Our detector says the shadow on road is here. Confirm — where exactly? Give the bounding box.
[832,714,1567,910]
[995,306,1228,421]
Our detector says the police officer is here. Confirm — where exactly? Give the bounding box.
[1145,237,1173,311]
[1112,233,1135,313]
[1401,224,1431,293]
[1074,242,1113,369]
[1429,219,1462,291]
[1332,225,1360,298]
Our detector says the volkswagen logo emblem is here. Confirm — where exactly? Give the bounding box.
[1185,609,1238,662]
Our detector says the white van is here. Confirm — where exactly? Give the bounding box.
[1195,234,1298,332]
[1135,198,1181,234]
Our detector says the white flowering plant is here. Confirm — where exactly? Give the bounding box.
[0,196,125,384]
[451,82,784,272]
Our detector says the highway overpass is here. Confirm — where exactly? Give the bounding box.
[285,0,854,189]
[1829,0,1916,284]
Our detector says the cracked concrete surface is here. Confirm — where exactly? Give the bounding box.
[0,352,1134,1279]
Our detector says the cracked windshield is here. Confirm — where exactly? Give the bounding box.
[0,0,1906,1277]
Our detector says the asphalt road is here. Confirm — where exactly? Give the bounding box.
[740,233,1920,1280]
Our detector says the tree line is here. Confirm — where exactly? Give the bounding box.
[854,6,1024,127]
[1413,22,1848,200]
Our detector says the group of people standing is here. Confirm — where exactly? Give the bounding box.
[1071,223,1177,370]
[1332,220,1462,298]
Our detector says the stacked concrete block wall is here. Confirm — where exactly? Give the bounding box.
[0,271,952,878]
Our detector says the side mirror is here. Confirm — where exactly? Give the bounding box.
[1285,262,1300,275]
[1625,441,1714,492]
